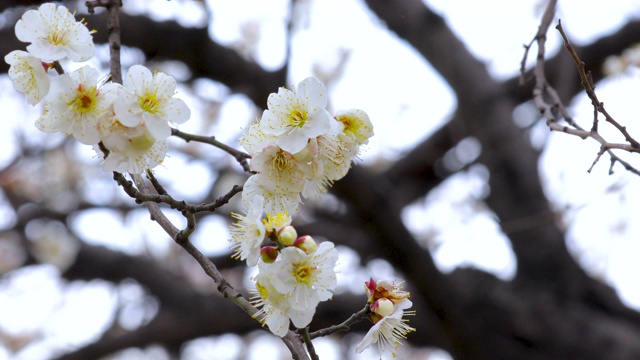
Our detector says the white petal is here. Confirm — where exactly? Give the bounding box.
[114,93,142,127]
[144,117,172,140]
[153,72,177,98]
[125,65,153,94]
[297,77,327,110]
[163,98,191,125]
[276,131,309,154]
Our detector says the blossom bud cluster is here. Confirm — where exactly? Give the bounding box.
[239,77,374,215]
[5,3,191,174]
[356,278,416,357]
[229,195,338,337]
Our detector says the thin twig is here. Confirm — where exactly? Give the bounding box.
[171,128,252,172]
[309,304,370,339]
[522,0,640,175]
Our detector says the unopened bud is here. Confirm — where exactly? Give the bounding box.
[372,298,394,317]
[293,235,317,254]
[277,225,297,246]
[260,246,279,263]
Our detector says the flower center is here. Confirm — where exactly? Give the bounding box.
[272,150,291,171]
[69,84,98,114]
[288,108,307,129]
[139,93,160,114]
[338,115,362,138]
[293,263,314,285]
[47,30,68,46]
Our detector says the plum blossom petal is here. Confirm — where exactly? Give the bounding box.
[4,50,50,105]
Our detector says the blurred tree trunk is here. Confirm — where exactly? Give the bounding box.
[3,1,640,359]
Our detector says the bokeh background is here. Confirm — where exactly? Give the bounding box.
[2,0,640,359]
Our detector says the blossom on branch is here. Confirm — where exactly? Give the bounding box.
[15,3,95,62]
[96,114,169,174]
[4,50,50,105]
[37,65,118,145]
[251,240,337,336]
[261,77,332,154]
[114,65,191,140]
[355,298,416,357]
[262,241,338,312]
[356,278,415,357]
[252,271,314,337]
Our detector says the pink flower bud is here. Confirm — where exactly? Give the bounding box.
[293,235,317,254]
[365,277,377,299]
[277,225,298,246]
[260,246,279,263]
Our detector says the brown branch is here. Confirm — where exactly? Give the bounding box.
[171,128,251,173]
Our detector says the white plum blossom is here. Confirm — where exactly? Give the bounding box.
[4,50,50,105]
[114,65,191,140]
[96,114,169,174]
[15,3,95,62]
[263,241,338,312]
[261,77,332,154]
[37,65,118,144]
[334,109,374,146]
[251,271,315,337]
[242,173,302,215]
[228,195,266,266]
[355,299,416,357]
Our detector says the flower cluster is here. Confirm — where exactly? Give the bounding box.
[239,77,373,215]
[5,3,190,174]
[229,195,338,336]
[356,278,416,357]
[229,77,373,337]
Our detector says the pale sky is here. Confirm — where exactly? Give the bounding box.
[2,1,640,359]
